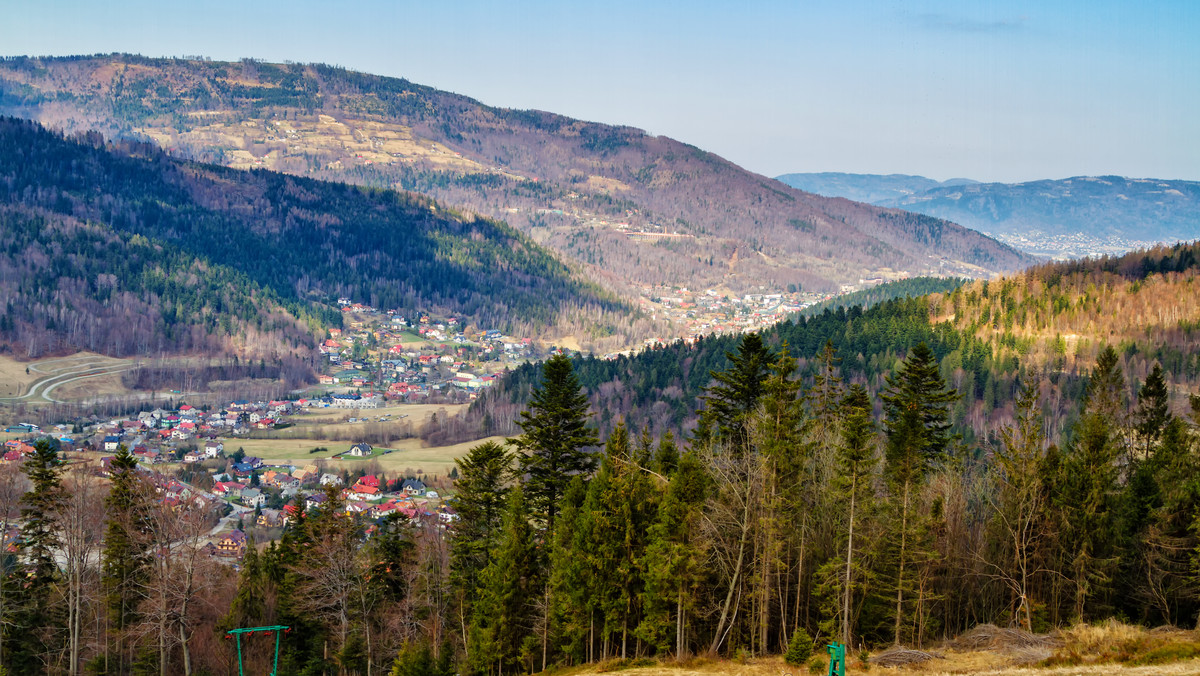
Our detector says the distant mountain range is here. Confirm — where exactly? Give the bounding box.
[776,172,1200,258]
[774,172,979,205]
[0,55,1032,294]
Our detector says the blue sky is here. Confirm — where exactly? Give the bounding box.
[4,0,1198,182]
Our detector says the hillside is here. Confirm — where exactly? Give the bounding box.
[775,171,978,204]
[0,55,1033,295]
[776,171,1200,259]
[462,241,1200,444]
[0,117,637,359]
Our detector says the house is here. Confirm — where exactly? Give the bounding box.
[320,473,343,486]
[257,508,284,528]
[103,436,122,452]
[400,479,427,496]
[213,481,243,497]
[215,529,247,558]
[305,493,328,512]
[345,443,373,458]
[204,441,223,458]
[240,488,265,507]
[347,482,379,500]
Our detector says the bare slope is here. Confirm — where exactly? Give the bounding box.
[0,55,1034,293]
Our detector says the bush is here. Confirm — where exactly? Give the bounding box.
[785,628,815,666]
[806,656,827,674]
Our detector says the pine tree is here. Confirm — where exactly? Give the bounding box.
[638,451,708,657]
[511,354,599,531]
[471,486,539,675]
[835,384,877,646]
[101,445,151,674]
[1062,346,1125,619]
[450,441,513,601]
[13,438,65,674]
[696,332,775,452]
[880,342,958,645]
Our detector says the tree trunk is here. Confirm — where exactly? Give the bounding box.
[710,490,751,655]
[894,479,911,646]
[843,474,857,646]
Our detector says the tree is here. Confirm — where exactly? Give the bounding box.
[880,342,958,645]
[450,441,513,602]
[470,486,538,675]
[1062,346,1125,619]
[984,378,1047,631]
[638,451,708,658]
[11,437,65,674]
[836,384,876,646]
[511,354,599,532]
[696,333,775,452]
[102,444,151,675]
[1135,363,1169,458]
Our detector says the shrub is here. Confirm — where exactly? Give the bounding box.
[785,628,815,666]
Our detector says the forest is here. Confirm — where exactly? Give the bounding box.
[0,116,636,358]
[7,324,1199,675]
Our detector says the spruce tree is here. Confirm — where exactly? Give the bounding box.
[880,342,957,645]
[450,441,513,601]
[471,486,538,675]
[1062,345,1125,619]
[638,451,708,657]
[101,445,150,674]
[836,384,876,646]
[511,354,599,531]
[696,332,775,452]
[14,438,65,674]
[1135,363,1170,457]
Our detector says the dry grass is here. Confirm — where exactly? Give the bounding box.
[0,355,39,396]
[535,624,1200,676]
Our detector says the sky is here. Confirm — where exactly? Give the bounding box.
[4,0,1198,183]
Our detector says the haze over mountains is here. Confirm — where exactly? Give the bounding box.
[777,172,1200,259]
[0,54,1032,298]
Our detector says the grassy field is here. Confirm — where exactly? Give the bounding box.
[0,355,39,397]
[226,435,506,476]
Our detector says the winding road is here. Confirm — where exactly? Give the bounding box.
[0,354,136,405]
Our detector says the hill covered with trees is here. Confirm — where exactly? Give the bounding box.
[0,54,1033,294]
[0,117,637,358]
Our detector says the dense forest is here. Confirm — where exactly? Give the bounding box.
[0,117,641,357]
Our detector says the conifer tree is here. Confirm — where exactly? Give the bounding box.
[696,332,775,452]
[511,354,599,531]
[471,486,538,675]
[835,385,876,646]
[638,451,708,657]
[1135,363,1170,457]
[450,441,513,600]
[14,438,65,674]
[880,342,957,644]
[1062,345,1125,619]
[101,445,151,674]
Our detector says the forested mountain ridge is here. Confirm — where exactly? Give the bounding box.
[460,241,1200,446]
[0,54,1034,293]
[0,117,637,358]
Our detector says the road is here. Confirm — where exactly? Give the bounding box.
[0,355,136,404]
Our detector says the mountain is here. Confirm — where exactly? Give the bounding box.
[0,117,634,358]
[774,172,978,204]
[0,55,1033,296]
[878,176,1200,257]
[775,171,1200,259]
